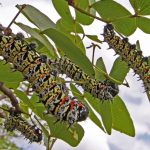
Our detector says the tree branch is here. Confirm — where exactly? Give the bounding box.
[0,82,21,112]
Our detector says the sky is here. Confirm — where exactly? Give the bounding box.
[0,0,150,150]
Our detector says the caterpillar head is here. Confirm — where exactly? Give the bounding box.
[77,102,89,122]
[104,24,114,34]
[105,80,119,98]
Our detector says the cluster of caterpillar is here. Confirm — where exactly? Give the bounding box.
[0,33,89,125]
[49,56,119,101]
[103,24,150,92]
[4,109,42,143]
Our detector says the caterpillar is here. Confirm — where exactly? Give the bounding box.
[49,56,119,101]
[103,24,150,92]
[4,109,42,143]
[0,33,89,125]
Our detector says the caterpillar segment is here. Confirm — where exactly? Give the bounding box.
[4,110,42,143]
[0,34,89,125]
[49,56,119,101]
[103,24,150,92]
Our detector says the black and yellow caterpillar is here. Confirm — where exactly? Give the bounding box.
[0,33,89,125]
[4,109,42,143]
[49,56,119,101]
[103,24,150,92]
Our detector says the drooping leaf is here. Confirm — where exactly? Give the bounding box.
[95,57,107,81]
[75,0,96,25]
[129,0,150,15]
[113,18,136,36]
[16,4,55,30]
[137,17,150,34]
[92,0,131,21]
[56,18,84,34]
[85,93,112,134]
[0,62,22,89]
[111,96,135,137]
[92,0,136,35]
[52,0,73,24]
[86,35,102,43]
[109,57,129,84]
[44,115,84,147]
[43,28,95,77]
[15,90,35,110]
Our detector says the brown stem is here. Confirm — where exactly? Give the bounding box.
[87,43,101,65]
[6,4,26,29]
[72,5,107,23]
[0,82,21,112]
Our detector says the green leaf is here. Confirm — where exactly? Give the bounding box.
[85,93,112,134]
[67,34,86,54]
[70,84,105,131]
[86,35,102,43]
[113,18,136,36]
[44,115,84,147]
[137,17,150,34]
[0,62,22,89]
[56,19,85,53]
[70,84,84,100]
[129,0,150,15]
[75,0,96,25]
[43,28,95,77]
[0,136,20,150]
[92,0,131,21]
[111,96,135,137]
[92,0,136,35]
[56,18,84,34]
[109,57,129,84]
[30,94,39,104]
[34,105,46,119]
[15,22,57,58]
[99,101,112,134]
[16,4,55,30]
[95,57,107,81]
[15,90,35,110]
[52,0,73,24]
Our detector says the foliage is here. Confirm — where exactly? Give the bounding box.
[1,0,150,149]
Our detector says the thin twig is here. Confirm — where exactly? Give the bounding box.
[73,5,107,23]
[47,135,51,150]
[0,82,21,112]
[87,43,101,65]
[49,138,57,150]
[6,4,26,30]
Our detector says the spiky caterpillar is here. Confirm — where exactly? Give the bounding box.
[49,56,119,101]
[4,110,42,143]
[103,24,150,92]
[0,34,89,125]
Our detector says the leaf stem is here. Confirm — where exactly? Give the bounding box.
[6,4,26,30]
[93,65,128,86]
[72,5,107,23]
